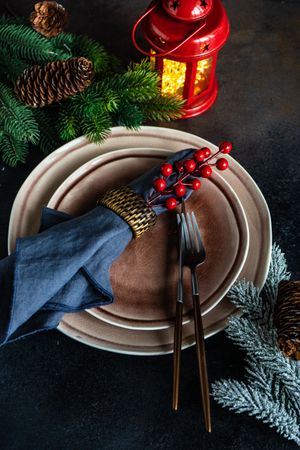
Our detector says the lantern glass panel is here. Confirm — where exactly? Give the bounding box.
[161,58,187,97]
[193,57,213,96]
[150,50,156,70]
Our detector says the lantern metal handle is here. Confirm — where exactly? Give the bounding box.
[132,0,206,57]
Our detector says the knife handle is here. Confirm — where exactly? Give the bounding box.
[192,270,211,432]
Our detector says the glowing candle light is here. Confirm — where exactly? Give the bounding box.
[132,0,230,118]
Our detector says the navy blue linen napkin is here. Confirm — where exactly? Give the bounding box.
[0,148,196,345]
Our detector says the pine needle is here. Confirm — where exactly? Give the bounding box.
[113,101,144,129]
[59,106,82,142]
[81,110,112,143]
[103,62,160,102]
[68,87,119,119]
[140,94,184,121]
[0,16,184,165]
[212,244,300,445]
[73,35,115,74]
[0,49,29,84]
[0,82,39,144]
[212,379,300,445]
[0,23,69,63]
[49,32,74,56]
[33,109,63,154]
[0,133,29,166]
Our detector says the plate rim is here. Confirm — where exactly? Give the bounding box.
[47,146,249,330]
[7,126,272,355]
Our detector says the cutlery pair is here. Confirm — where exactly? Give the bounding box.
[173,203,211,432]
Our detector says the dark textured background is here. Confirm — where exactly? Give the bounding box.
[0,0,299,449]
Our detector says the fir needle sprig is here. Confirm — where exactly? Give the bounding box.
[212,245,300,446]
[0,9,183,167]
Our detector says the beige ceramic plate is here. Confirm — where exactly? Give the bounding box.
[48,148,249,330]
[8,126,272,355]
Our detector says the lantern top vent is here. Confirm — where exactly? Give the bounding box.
[162,0,213,22]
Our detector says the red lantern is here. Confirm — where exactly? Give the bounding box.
[132,0,230,118]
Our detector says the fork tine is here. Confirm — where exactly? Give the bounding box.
[191,212,206,258]
[181,213,191,252]
[176,213,183,299]
[186,212,198,254]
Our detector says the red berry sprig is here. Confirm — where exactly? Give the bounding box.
[219,141,232,154]
[216,158,229,171]
[160,163,173,177]
[165,197,177,210]
[149,141,232,210]
[200,165,212,178]
[153,178,167,192]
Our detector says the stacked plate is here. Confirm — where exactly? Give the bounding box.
[8,127,272,355]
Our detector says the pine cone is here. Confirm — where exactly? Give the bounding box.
[15,58,94,107]
[274,280,300,360]
[30,1,68,37]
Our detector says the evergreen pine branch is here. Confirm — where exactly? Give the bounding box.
[100,61,160,102]
[49,32,74,56]
[226,309,300,407]
[33,109,63,154]
[0,49,29,84]
[245,356,300,413]
[112,101,144,129]
[0,82,39,144]
[67,87,120,119]
[212,379,300,445]
[51,33,118,75]
[0,22,70,63]
[212,245,300,445]
[58,106,82,142]
[244,359,277,398]
[129,59,155,73]
[0,133,29,166]
[225,314,274,353]
[81,110,112,143]
[227,280,265,317]
[72,35,116,74]
[0,17,184,164]
[139,94,184,121]
[264,243,291,304]
[59,89,118,142]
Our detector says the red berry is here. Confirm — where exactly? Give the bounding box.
[216,158,229,171]
[192,179,201,190]
[165,197,177,210]
[175,161,185,173]
[200,165,212,178]
[202,147,211,158]
[219,141,232,154]
[174,184,186,197]
[161,163,173,177]
[184,159,196,173]
[194,149,206,162]
[153,178,167,192]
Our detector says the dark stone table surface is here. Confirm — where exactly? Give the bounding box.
[0,0,299,449]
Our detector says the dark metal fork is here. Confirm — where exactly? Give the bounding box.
[181,207,211,433]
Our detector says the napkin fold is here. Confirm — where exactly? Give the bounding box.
[0,148,196,345]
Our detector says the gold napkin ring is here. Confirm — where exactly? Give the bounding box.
[97,186,157,238]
